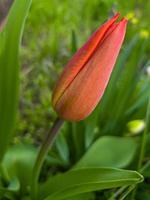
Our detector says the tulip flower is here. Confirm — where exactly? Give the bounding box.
[52,13,128,121]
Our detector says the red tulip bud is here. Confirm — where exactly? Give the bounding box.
[52,13,128,121]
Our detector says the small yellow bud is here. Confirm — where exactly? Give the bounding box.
[140,30,149,39]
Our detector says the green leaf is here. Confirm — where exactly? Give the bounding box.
[2,143,37,193]
[71,29,78,54]
[55,132,70,166]
[126,67,150,116]
[64,192,95,200]
[39,168,143,200]
[145,95,150,134]
[74,136,137,169]
[68,122,85,161]
[0,0,32,161]
[0,178,20,199]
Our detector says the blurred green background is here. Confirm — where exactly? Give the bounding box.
[16,0,150,139]
[0,0,150,199]
[20,1,150,198]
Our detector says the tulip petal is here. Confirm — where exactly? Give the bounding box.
[54,18,128,121]
[52,13,120,106]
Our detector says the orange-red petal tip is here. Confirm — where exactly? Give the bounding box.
[110,13,120,23]
[120,17,128,25]
[114,12,120,19]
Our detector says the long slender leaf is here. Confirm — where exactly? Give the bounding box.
[39,168,143,200]
[0,0,32,161]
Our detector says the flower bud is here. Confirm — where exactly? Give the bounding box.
[52,13,128,121]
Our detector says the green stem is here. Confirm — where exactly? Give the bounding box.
[137,125,149,170]
[131,96,150,200]
[108,186,127,200]
[138,96,150,169]
[140,159,150,173]
[119,185,135,200]
[31,118,64,200]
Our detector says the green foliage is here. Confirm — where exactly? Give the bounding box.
[0,0,32,161]
[0,0,149,200]
[39,168,143,200]
[3,143,37,194]
[0,178,20,199]
[74,136,137,168]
